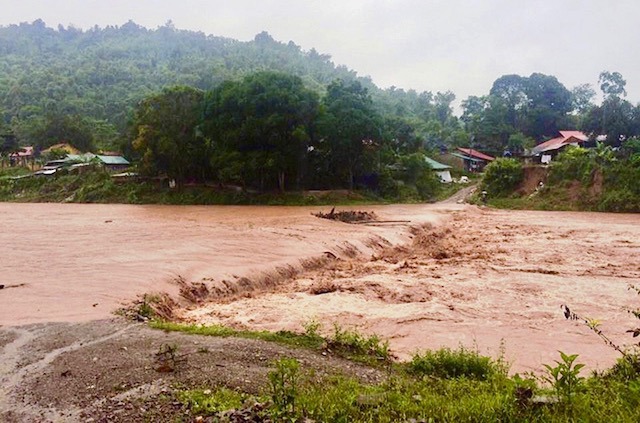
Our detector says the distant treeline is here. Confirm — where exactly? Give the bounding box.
[1,20,640,190]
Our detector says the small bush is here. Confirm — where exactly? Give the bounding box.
[268,357,301,419]
[408,346,506,381]
[549,146,594,184]
[329,324,390,363]
[605,354,640,381]
[481,158,524,197]
[597,188,640,212]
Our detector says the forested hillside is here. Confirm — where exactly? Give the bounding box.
[0,20,463,152]
[0,20,361,147]
[1,20,640,201]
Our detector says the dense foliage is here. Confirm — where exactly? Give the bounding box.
[2,20,640,204]
[0,21,460,153]
[480,158,524,197]
[461,71,640,155]
[549,144,640,212]
[156,320,640,422]
[484,144,640,212]
[201,72,319,191]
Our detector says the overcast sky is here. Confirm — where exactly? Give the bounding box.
[1,0,639,108]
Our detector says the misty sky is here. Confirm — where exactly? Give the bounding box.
[1,0,639,107]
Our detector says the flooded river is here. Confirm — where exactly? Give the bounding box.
[2,202,639,372]
[0,202,448,325]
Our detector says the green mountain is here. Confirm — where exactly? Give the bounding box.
[0,20,382,147]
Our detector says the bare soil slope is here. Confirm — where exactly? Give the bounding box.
[0,320,383,422]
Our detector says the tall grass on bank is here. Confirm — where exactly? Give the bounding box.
[175,350,640,422]
[153,320,640,421]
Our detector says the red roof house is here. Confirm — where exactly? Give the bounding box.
[532,131,588,157]
[450,148,495,172]
[8,146,34,166]
[456,148,495,162]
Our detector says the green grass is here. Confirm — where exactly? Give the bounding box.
[177,387,246,415]
[174,355,640,422]
[150,320,391,365]
[150,321,326,350]
[407,346,508,381]
[153,321,640,421]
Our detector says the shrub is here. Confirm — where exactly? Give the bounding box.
[268,357,301,418]
[408,346,506,381]
[481,158,524,197]
[597,189,640,212]
[177,387,245,415]
[329,324,391,363]
[548,146,594,184]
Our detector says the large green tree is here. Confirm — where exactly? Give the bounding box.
[523,73,573,139]
[316,79,382,190]
[582,96,637,146]
[203,71,319,191]
[464,73,574,152]
[461,95,513,153]
[131,86,205,185]
[599,71,627,98]
[582,72,639,145]
[17,112,96,151]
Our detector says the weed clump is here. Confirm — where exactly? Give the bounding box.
[408,346,507,381]
[327,324,391,364]
[117,293,177,321]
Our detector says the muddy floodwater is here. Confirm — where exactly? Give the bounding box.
[2,202,639,372]
[0,202,446,325]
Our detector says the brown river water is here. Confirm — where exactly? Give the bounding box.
[0,202,446,325]
[2,202,639,372]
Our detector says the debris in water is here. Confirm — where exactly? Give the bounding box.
[313,208,377,223]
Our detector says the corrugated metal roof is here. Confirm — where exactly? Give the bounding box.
[424,156,451,170]
[532,130,588,154]
[66,153,96,162]
[559,131,588,141]
[451,152,484,162]
[97,155,130,165]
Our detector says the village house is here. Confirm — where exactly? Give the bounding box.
[531,130,590,164]
[424,156,453,183]
[40,153,130,175]
[8,146,34,167]
[447,147,495,172]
